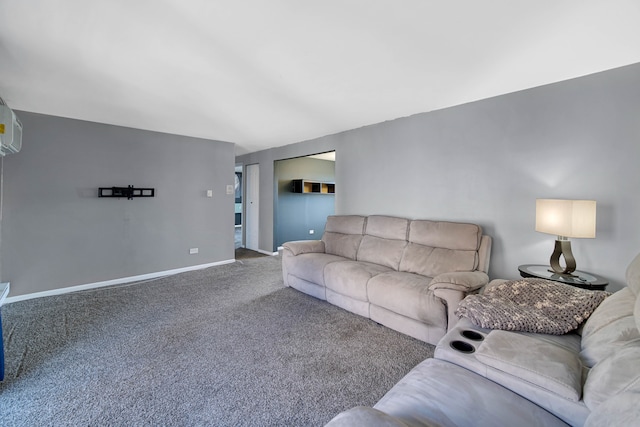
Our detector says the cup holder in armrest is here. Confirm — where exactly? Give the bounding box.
[450,340,475,354]
[460,330,484,341]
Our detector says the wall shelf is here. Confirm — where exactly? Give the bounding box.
[292,179,335,194]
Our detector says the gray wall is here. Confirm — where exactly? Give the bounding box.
[1,112,235,297]
[237,63,640,290]
[274,157,335,248]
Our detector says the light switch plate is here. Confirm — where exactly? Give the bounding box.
[226,185,234,195]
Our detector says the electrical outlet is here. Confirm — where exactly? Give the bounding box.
[226,185,234,195]
[309,229,314,235]
[207,190,213,198]
[189,248,199,254]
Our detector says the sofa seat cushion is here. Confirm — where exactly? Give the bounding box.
[285,252,346,287]
[368,272,445,325]
[374,358,569,427]
[324,261,392,301]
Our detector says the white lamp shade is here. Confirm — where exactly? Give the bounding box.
[535,199,596,238]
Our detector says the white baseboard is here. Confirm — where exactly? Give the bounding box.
[256,248,279,256]
[4,259,236,304]
[242,247,278,256]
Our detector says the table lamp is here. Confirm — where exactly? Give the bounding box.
[535,199,596,275]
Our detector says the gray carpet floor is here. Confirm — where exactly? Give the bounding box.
[235,247,268,260]
[0,255,434,426]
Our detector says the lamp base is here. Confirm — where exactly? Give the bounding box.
[549,239,576,274]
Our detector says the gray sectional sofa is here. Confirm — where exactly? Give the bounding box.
[282,215,492,345]
[326,253,640,426]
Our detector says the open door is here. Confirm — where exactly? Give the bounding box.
[245,163,260,251]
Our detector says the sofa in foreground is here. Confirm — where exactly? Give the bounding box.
[282,215,492,345]
[325,252,640,427]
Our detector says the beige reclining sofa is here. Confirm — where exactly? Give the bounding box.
[281,215,492,345]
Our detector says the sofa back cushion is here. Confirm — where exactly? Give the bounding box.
[583,342,640,410]
[580,287,640,367]
[626,252,640,297]
[580,254,640,367]
[637,287,640,336]
[357,216,409,270]
[322,215,366,260]
[325,215,367,235]
[584,391,640,427]
[400,220,481,277]
[582,255,640,411]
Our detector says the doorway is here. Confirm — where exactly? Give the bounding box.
[273,151,335,249]
[245,163,260,252]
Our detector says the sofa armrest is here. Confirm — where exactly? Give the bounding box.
[282,240,325,256]
[429,271,489,331]
[428,271,490,293]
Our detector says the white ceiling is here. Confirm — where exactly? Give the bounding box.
[1,1,640,155]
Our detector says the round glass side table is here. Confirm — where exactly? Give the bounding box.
[518,264,608,291]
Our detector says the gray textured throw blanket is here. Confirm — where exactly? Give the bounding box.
[456,278,609,334]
